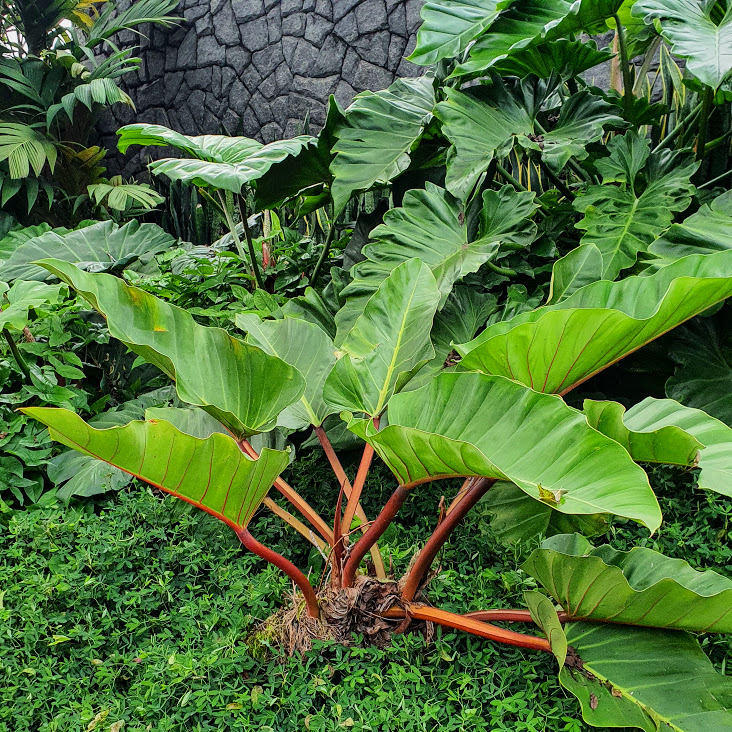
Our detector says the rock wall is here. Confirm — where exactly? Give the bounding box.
[99,0,425,177]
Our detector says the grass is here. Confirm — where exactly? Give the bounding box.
[1,451,730,731]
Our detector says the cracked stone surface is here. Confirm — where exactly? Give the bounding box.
[98,0,425,176]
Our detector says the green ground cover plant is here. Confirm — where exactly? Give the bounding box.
[3,0,732,729]
[2,462,730,731]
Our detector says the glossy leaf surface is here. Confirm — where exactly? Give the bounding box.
[23,408,288,530]
[574,133,698,279]
[325,259,441,417]
[457,249,732,394]
[236,315,337,429]
[583,399,703,466]
[453,0,624,76]
[561,622,732,731]
[409,0,511,65]
[335,184,536,337]
[329,77,436,213]
[348,372,661,530]
[0,220,174,282]
[37,260,304,438]
[634,0,732,89]
[614,397,732,498]
[525,533,732,632]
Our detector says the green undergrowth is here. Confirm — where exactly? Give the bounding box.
[1,456,730,732]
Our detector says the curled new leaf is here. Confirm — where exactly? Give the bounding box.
[36,259,304,438]
[22,408,289,530]
[525,533,732,632]
[347,371,661,530]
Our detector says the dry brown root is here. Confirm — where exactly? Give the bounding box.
[246,576,433,657]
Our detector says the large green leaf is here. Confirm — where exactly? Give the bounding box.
[525,533,732,632]
[435,81,622,199]
[324,259,441,417]
[633,0,732,89]
[36,260,304,438]
[561,622,732,731]
[0,122,57,179]
[117,124,263,162]
[453,0,624,77]
[0,280,66,330]
[22,408,289,530]
[235,315,337,429]
[329,77,436,213]
[0,220,174,282]
[348,372,661,530]
[491,39,615,79]
[649,190,732,261]
[547,244,604,304]
[483,481,608,545]
[408,0,511,66]
[335,184,536,338]
[117,123,318,196]
[666,315,732,426]
[583,399,703,466]
[574,133,698,279]
[604,397,732,498]
[456,249,732,394]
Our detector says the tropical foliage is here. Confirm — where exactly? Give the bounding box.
[0,0,180,224]
[3,1,732,729]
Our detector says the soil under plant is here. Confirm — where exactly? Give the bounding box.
[248,575,434,656]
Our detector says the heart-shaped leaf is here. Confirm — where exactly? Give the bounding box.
[23,408,289,531]
[456,249,732,394]
[325,259,441,417]
[236,315,338,429]
[37,259,304,438]
[347,371,661,530]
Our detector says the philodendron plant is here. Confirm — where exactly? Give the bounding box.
[25,235,732,727]
[20,0,732,728]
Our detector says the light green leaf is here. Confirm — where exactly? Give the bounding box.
[456,249,732,395]
[235,315,338,429]
[1,220,174,282]
[22,408,288,530]
[547,244,604,304]
[0,280,66,330]
[348,372,661,530]
[325,259,441,417]
[329,76,436,213]
[583,399,703,466]
[453,0,624,77]
[491,38,615,79]
[144,406,229,439]
[524,591,567,665]
[525,533,732,632]
[561,622,732,731]
[408,0,512,66]
[117,123,317,196]
[617,397,732,498]
[574,133,698,279]
[35,260,304,438]
[633,0,732,89]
